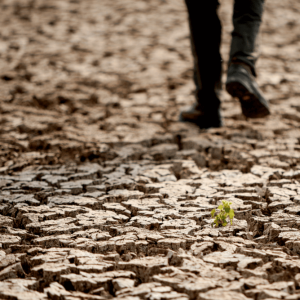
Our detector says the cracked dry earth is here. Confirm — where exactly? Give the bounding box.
[1,1,300,300]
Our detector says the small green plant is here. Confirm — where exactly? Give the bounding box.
[211,200,235,227]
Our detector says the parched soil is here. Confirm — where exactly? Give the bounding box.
[1,0,300,299]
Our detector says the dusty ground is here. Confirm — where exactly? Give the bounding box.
[1,0,300,299]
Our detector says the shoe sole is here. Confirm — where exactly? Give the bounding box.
[226,81,270,118]
[179,111,223,129]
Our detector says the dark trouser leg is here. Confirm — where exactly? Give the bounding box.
[226,0,270,118]
[230,0,264,76]
[184,0,222,111]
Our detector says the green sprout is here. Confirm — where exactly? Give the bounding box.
[211,200,235,227]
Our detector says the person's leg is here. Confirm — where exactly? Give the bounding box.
[180,0,223,128]
[229,0,264,76]
[185,0,222,110]
[226,0,270,118]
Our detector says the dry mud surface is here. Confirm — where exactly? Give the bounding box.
[1,0,300,299]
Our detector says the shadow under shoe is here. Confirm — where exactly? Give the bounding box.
[226,63,270,118]
[179,102,223,129]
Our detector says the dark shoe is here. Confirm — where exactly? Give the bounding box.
[226,63,270,118]
[179,103,223,129]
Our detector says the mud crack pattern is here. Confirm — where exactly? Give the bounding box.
[1,0,300,299]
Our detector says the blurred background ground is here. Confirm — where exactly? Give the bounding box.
[0,0,299,171]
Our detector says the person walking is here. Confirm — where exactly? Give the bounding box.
[180,0,270,128]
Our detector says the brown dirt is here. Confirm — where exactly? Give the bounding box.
[0,0,300,299]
